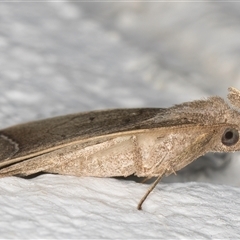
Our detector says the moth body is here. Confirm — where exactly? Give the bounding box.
[1,87,240,209]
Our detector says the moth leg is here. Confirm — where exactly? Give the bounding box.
[137,173,164,210]
[137,132,214,210]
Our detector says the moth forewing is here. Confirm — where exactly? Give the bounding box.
[0,125,221,178]
[0,108,168,164]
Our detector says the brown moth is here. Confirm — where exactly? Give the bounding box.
[0,87,240,210]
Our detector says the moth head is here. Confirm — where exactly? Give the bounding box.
[221,87,240,150]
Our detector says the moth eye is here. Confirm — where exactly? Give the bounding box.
[221,128,239,146]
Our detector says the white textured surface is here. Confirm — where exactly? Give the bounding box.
[1,176,240,239]
[1,2,240,239]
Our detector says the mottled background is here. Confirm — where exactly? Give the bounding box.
[0,2,240,239]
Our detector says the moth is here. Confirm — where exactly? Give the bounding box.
[0,87,240,210]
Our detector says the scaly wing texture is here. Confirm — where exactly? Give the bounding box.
[0,96,231,165]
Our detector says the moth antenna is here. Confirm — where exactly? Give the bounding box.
[137,174,163,210]
[228,87,240,109]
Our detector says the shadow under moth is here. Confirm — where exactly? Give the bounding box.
[0,87,240,210]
